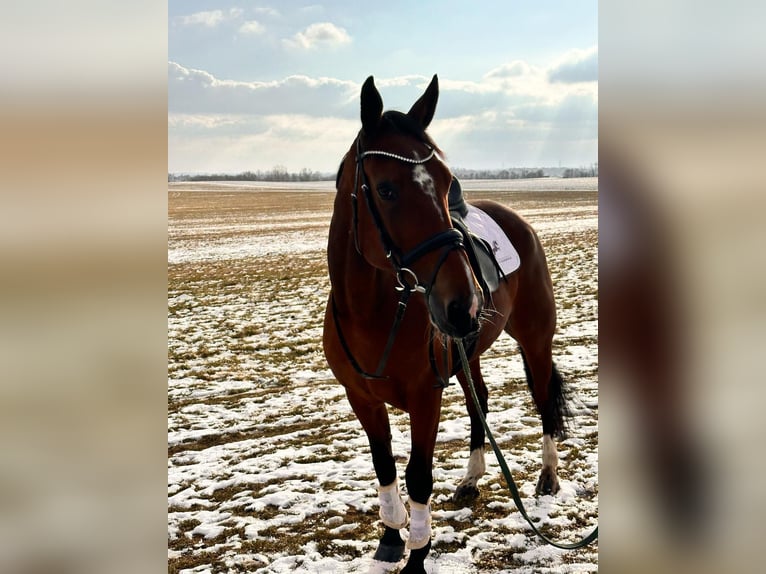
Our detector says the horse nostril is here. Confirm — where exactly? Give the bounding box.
[446,298,479,336]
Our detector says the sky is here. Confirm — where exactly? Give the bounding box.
[168,1,597,174]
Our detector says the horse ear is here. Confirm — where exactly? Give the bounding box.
[407,74,439,129]
[360,76,383,135]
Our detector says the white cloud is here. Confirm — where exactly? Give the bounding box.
[169,114,358,173]
[179,8,243,28]
[167,114,241,130]
[283,22,351,50]
[254,6,280,18]
[517,91,598,123]
[180,10,225,27]
[548,46,598,84]
[168,61,358,116]
[239,20,265,35]
[299,5,325,16]
[482,61,551,99]
[168,58,594,127]
[485,60,534,80]
[168,49,597,172]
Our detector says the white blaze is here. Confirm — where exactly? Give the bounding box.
[412,162,444,222]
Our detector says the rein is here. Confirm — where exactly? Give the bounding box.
[331,135,464,382]
[455,339,599,550]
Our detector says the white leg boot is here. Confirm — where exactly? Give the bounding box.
[378,478,408,529]
[407,497,431,549]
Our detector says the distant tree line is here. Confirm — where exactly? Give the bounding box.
[452,167,545,180]
[562,163,599,178]
[452,163,597,180]
[169,165,333,182]
[169,163,598,182]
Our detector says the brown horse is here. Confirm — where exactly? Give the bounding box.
[323,75,568,572]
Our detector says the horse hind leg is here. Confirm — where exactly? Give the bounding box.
[519,345,570,495]
[453,358,488,505]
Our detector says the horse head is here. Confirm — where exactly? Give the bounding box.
[350,75,483,339]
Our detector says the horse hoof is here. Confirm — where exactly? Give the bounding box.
[536,468,560,495]
[373,542,405,563]
[452,484,480,506]
[400,564,427,574]
[400,539,430,573]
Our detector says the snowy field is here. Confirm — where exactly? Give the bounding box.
[168,180,598,573]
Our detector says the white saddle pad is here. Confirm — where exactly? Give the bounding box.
[463,204,521,276]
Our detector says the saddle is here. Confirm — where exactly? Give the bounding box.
[448,178,507,295]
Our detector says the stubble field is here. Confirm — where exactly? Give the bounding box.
[168,178,598,573]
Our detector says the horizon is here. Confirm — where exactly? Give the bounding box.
[168,163,599,178]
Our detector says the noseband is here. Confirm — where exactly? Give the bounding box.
[331,134,468,382]
[351,135,464,294]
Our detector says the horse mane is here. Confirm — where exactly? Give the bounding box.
[335,154,347,190]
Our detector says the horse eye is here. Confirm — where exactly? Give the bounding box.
[376,183,398,201]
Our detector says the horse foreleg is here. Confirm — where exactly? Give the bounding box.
[401,393,442,572]
[454,360,488,504]
[345,391,406,563]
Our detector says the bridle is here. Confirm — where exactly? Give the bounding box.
[351,135,465,295]
[331,133,469,381]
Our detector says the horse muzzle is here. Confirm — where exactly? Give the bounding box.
[429,286,483,339]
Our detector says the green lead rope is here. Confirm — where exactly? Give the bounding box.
[455,339,599,550]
